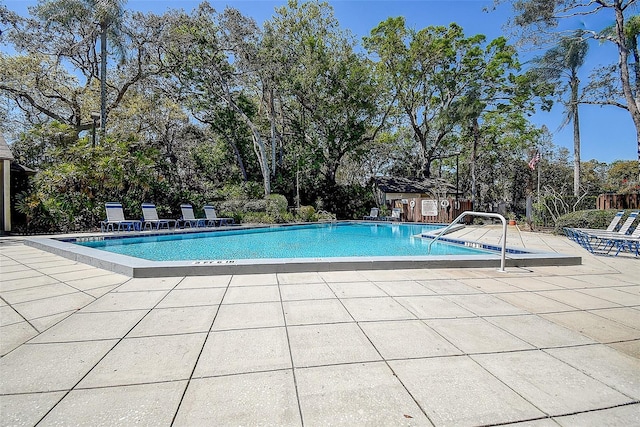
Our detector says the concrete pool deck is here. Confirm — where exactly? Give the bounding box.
[1,225,639,426]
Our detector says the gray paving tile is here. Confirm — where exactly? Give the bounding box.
[194,327,291,376]
[318,271,367,282]
[297,362,431,426]
[538,289,620,310]
[174,370,300,426]
[81,290,168,312]
[473,350,633,415]
[373,280,435,296]
[537,276,596,289]
[396,295,475,319]
[0,391,66,427]
[390,356,544,426]
[608,339,640,359]
[283,299,352,325]
[542,311,640,343]
[341,297,415,321]
[578,287,640,306]
[360,320,462,359]
[445,294,528,316]
[156,287,225,308]
[418,279,482,295]
[13,292,95,320]
[1,283,80,304]
[212,302,284,330]
[546,344,640,400]
[31,310,147,343]
[39,381,187,427]
[327,281,387,298]
[426,317,534,354]
[458,278,518,293]
[0,305,24,326]
[78,333,206,388]
[554,403,640,426]
[175,275,231,288]
[279,283,336,301]
[29,310,75,332]
[589,307,640,329]
[113,277,182,292]
[496,292,577,314]
[222,285,280,304]
[128,306,217,337]
[229,273,278,286]
[277,272,324,284]
[358,269,415,281]
[0,340,116,394]
[64,274,129,291]
[288,323,381,367]
[496,276,563,291]
[0,322,38,355]
[486,315,595,348]
[0,270,44,282]
[0,275,61,292]
[615,285,640,296]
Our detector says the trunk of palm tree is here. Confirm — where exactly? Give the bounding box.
[100,27,107,133]
[571,74,580,196]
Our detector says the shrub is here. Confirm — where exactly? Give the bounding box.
[298,205,317,222]
[266,194,289,223]
[554,209,625,234]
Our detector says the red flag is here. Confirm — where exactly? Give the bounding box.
[528,151,540,170]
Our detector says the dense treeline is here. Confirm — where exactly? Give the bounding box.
[0,0,637,232]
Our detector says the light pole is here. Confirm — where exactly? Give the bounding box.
[90,112,100,147]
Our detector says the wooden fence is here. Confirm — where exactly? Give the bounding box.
[596,193,640,210]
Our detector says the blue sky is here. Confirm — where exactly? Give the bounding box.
[2,0,636,163]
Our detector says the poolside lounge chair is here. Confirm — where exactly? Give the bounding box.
[204,205,235,226]
[179,204,207,228]
[574,210,624,233]
[141,203,177,230]
[101,202,142,232]
[383,208,402,222]
[565,211,639,256]
[363,207,379,220]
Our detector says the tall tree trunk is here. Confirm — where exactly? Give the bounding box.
[100,27,107,132]
[614,6,640,171]
[471,118,480,211]
[571,75,581,196]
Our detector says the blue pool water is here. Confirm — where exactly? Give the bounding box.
[76,222,491,261]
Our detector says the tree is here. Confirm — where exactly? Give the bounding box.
[163,3,272,195]
[364,19,531,180]
[530,30,588,196]
[498,0,640,171]
[0,1,167,136]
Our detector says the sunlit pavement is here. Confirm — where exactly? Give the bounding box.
[1,225,639,426]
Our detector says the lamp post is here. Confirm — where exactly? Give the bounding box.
[90,112,100,147]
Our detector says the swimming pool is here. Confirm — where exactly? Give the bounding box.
[26,221,582,277]
[75,222,487,261]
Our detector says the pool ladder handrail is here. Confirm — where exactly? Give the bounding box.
[427,211,507,272]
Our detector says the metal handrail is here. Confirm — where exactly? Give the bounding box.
[427,211,507,272]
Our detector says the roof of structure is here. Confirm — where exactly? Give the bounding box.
[0,134,14,161]
[373,176,456,194]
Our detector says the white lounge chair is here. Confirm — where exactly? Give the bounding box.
[204,205,234,226]
[363,207,379,220]
[179,204,207,228]
[574,210,624,233]
[101,202,142,232]
[141,203,177,230]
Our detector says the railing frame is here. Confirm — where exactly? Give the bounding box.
[427,211,507,272]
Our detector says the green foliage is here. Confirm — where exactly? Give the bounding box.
[266,194,290,223]
[297,205,317,222]
[555,209,629,234]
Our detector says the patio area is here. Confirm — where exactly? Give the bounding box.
[1,225,639,426]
